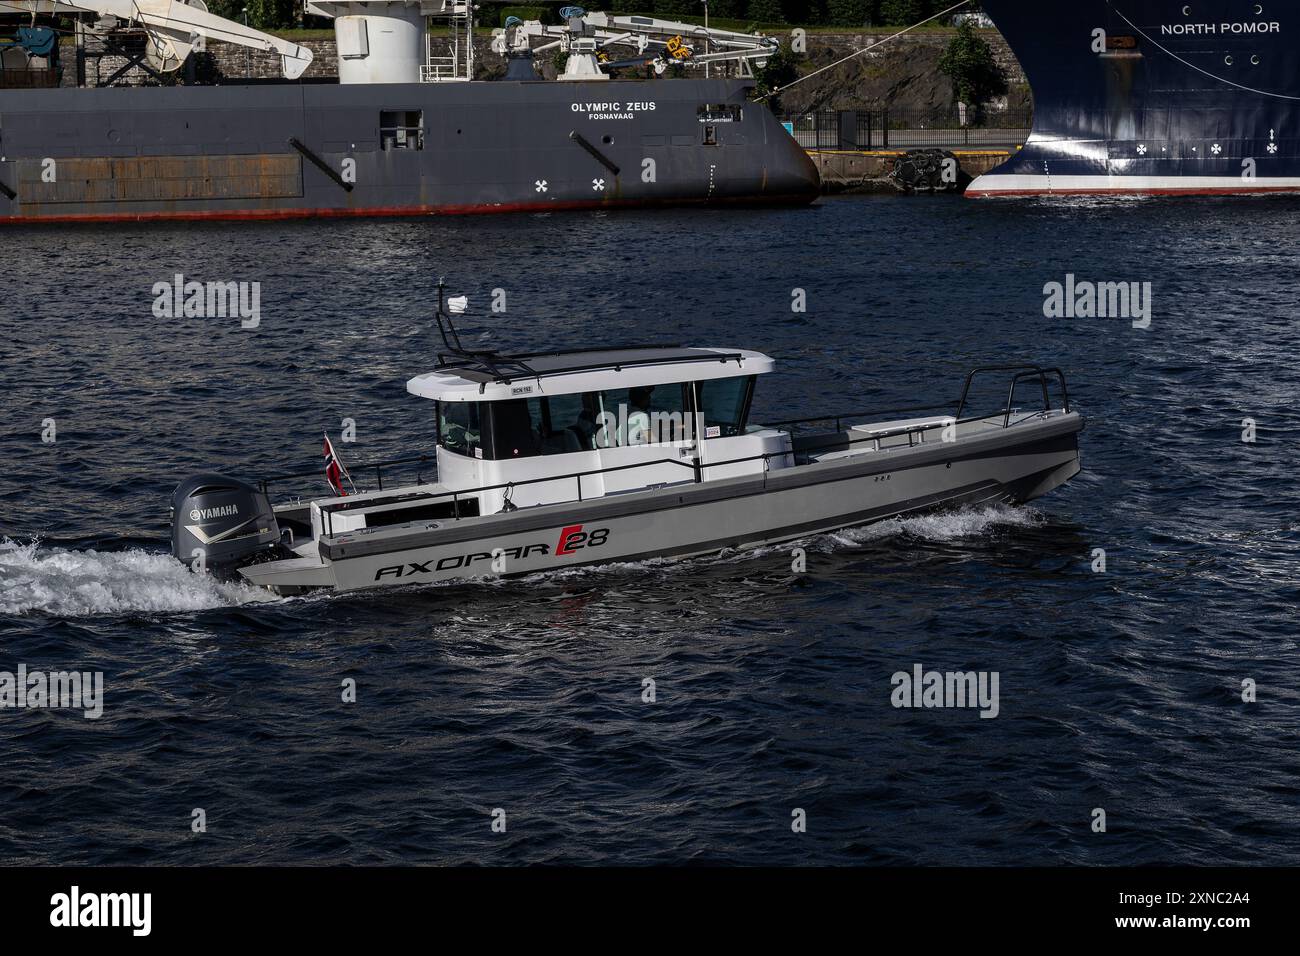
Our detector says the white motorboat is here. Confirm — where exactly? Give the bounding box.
[170,295,1084,594]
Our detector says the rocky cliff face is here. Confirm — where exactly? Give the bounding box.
[775,32,1030,114]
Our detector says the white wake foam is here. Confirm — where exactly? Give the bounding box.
[0,540,277,617]
[0,505,1037,612]
[820,504,1045,549]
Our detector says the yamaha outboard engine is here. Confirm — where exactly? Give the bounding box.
[170,473,281,572]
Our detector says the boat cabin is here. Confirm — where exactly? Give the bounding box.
[294,344,796,542]
[406,345,793,514]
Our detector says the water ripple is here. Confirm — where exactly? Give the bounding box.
[2,197,1299,864]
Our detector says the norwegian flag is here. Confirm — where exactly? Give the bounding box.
[323,432,354,497]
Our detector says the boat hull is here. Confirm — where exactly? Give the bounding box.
[0,77,819,221]
[970,0,1300,197]
[242,414,1082,594]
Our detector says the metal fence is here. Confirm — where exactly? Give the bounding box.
[784,109,1033,151]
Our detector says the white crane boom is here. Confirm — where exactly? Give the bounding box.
[0,0,314,78]
[491,9,778,79]
[584,12,779,54]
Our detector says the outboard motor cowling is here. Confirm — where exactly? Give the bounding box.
[170,473,280,571]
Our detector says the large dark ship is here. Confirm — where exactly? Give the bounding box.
[0,2,818,222]
[970,0,1300,196]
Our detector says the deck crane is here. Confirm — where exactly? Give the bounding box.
[0,0,313,78]
[491,7,779,81]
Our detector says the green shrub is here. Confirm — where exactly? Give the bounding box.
[204,0,241,20]
[753,39,800,111]
[826,0,875,27]
[707,0,747,17]
[500,5,555,24]
[745,0,785,24]
[245,0,296,30]
[938,20,1007,107]
[653,0,696,17]
[878,0,930,25]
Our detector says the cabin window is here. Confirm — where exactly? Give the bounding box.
[483,396,602,459]
[696,375,754,438]
[438,401,482,457]
[485,399,541,459]
[538,392,602,454]
[439,398,597,461]
[595,383,691,447]
[380,110,424,150]
[438,382,742,461]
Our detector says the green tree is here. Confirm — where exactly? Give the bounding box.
[753,39,800,111]
[654,0,696,18]
[826,0,873,27]
[746,0,785,24]
[878,0,930,25]
[781,0,814,24]
[245,0,296,30]
[937,20,1007,112]
[204,0,240,20]
[708,0,747,18]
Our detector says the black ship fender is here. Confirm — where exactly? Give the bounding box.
[890,149,965,194]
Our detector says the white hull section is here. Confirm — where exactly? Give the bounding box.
[967,173,1300,197]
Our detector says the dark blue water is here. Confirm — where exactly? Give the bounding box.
[3,196,1299,865]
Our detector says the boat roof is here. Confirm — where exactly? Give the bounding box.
[407,345,775,402]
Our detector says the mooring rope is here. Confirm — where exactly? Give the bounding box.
[759,0,973,101]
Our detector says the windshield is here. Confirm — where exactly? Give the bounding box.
[697,376,755,438]
[438,401,482,457]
